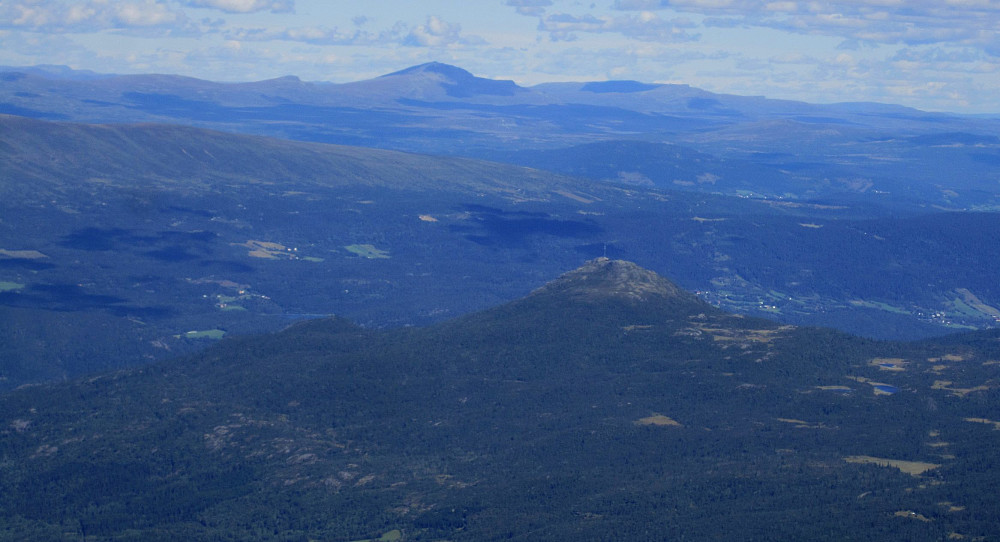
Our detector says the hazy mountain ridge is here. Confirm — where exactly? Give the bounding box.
[4,62,1000,208]
[380,62,523,98]
[2,62,986,129]
[2,259,999,540]
[0,114,592,200]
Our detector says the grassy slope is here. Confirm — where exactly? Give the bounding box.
[0,114,594,200]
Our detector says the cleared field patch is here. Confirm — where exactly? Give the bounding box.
[870,357,908,372]
[187,278,248,290]
[0,281,25,292]
[927,355,963,373]
[843,456,941,476]
[894,510,932,522]
[634,414,682,427]
[939,502,966,513]
[928,354,965,363]
[954,288,1000,319]
[964,417,1000,430]
[213,290,268,311]
[815,385,853,393]
[849,299,910,315]
[234,240,299,260]
[555,189,597,204]
[926,431,955,459]
[0,249,48,259]
[846,376,900,395]
[762,201,847,211]
[776,418,826,429]
[345,244,390,259]
[698,325,793,344]
[932,380,991,397]
[178,329,226,340]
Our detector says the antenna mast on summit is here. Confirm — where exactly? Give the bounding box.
[603,243,607,258]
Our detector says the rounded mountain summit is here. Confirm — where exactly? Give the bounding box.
[529,257,705,305]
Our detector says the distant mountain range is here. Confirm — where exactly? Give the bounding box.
[2,258,998,540]
[4,62,1000,208]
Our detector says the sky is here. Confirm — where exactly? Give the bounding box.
[1,0,999,113]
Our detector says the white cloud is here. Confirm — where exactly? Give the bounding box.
[505,0,553,16]
[226,23,408,46]
[539,11,699,42]
[0,0,196,33]
[226,14,484,49]
[613,0,666,9]
[0,29,82,61]
[181,0,293,13]
[0,0,295,34]
[403,15,484,48]
[763,2,797,12]
[116,2,183,25]
[612,0,1000,54]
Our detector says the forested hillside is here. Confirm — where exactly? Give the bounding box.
[2,259,999,540]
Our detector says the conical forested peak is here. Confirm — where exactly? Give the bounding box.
[530,258,699,304]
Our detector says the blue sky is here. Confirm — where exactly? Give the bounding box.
[1,0,999,113]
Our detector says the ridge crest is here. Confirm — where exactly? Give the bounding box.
[530,258,690,302]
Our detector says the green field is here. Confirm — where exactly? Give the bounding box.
[180,329,226,340]
[849,299,911,315]
[345,244,390,259]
